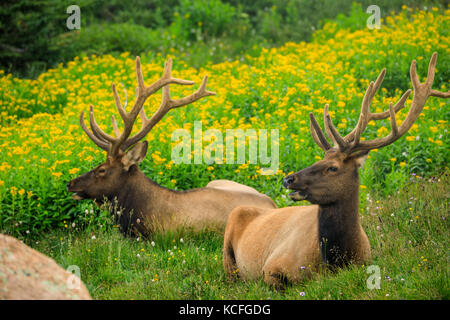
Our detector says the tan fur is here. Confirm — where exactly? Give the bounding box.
[144,177,277,233]
[224,206,321,283]
[206,179,262,194]
[223,154,370,287]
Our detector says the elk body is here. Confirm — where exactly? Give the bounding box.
[67,57,276,237]
[223,53,449,287]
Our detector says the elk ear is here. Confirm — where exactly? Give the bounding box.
[122,141,148,171]
[348,150,369,169]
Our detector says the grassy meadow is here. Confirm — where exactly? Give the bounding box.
[0,6,449,299]
[31,172,449,299]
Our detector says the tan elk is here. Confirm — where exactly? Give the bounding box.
[223,53,449,287]
[67,57,276,237]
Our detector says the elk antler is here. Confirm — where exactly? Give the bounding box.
[80,57,215,156]
[309,52,449,154]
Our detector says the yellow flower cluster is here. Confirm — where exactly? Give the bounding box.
[0,7,448,210]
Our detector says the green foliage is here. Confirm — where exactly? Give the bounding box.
[54,23,169,62]
[79,0,180,29]
[171,0,237,41]
[2,0,447,78]
[0,0,66,77]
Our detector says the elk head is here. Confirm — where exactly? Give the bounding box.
[283,52,449,205]
[67,57,215,203]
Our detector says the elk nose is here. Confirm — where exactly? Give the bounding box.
[283,175,295,188]
[66,181,71,191]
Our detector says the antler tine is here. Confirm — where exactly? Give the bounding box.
[111,83,128,137]
[80,85,128,150]
[85,83,129,150]
[430,89,450,98]
[323,69,386,149]
[309,112,331,151]
[347,52,449,153]
[323,104,349,152]
[88,105,116,143]
[369,89,411,120]
[87,109,109,143]
[351,81,374,147]
[388,102,398,136]
[425,51,437,86]
[323,104,338,147]
[111,115,121,137]
[343,69,384,142]
[79,111,110,151]
[112,83,127,121]
[418,52,449,99]
[169,75,216,108]
[137,57,195,101]
[121,74,216,151]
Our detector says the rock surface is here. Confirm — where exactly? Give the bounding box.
[0,234,91,300]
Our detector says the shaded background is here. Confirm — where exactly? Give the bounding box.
[1,0,446,78]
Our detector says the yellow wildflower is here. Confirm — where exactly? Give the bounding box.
[69,168,80,175]
[52,172,63,179]
[10,186,18,196]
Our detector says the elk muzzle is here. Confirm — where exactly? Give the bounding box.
[283,172,310,201]
[67,175,90,200]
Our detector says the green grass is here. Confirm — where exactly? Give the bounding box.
[29,171,449,299]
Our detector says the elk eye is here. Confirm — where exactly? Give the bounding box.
[98,168,106,174]
[328,166,338,172]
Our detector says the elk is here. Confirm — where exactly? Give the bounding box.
[67,57,276,237]
[223,53,449,287]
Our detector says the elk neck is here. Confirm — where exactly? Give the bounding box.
[110,167,181,236]
[317,181,363,268]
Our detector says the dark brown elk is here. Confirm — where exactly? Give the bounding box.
[223,53,449,287]
[67,57,276,237]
